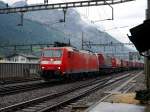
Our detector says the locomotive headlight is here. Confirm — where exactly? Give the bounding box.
[41,66,45,69]
[58,67,61,69]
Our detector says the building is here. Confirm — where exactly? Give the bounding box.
[6,53,39,63]
[0,55,5,63]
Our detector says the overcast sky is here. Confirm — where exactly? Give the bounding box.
[1,0,147,44]
[77,0,147,44]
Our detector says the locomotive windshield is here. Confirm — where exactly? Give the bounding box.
[43,49,62,57]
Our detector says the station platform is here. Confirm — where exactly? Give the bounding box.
[85,93,150,112]
[87,102,145,112]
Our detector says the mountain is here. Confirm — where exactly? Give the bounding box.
[25,8,133,59]
[0,1,66,55]
[0,1,133,59]
[11,1,27,7]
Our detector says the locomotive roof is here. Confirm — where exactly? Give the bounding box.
[43,47,74,51]
[43,47,95,54]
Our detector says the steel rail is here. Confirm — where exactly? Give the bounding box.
[0,80,62,96]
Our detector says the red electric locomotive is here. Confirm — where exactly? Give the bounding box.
[40,47,99,80]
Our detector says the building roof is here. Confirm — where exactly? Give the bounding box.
[6,53,39,59]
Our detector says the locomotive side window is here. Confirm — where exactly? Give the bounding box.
[43,49,62,57]
[54,50,62,57]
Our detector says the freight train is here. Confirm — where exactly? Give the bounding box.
[40,47,144,80]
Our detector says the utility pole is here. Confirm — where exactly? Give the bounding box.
[18,12,24,26]
[44,0,48,4]
[146,0,150,90]
[63,8,67,22]
[81,32,84,50]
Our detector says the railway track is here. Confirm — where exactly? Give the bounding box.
[0,78,41,85]
[0,80,66,96]
[0,76,111,96]
[0,72,134,112]
[0,71,131,96]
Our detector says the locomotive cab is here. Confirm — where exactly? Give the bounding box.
[40,48,64,79]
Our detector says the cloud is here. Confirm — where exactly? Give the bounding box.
[95,0,147,43]
[3,0,24,5]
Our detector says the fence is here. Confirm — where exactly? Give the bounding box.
[0,62,40,81]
